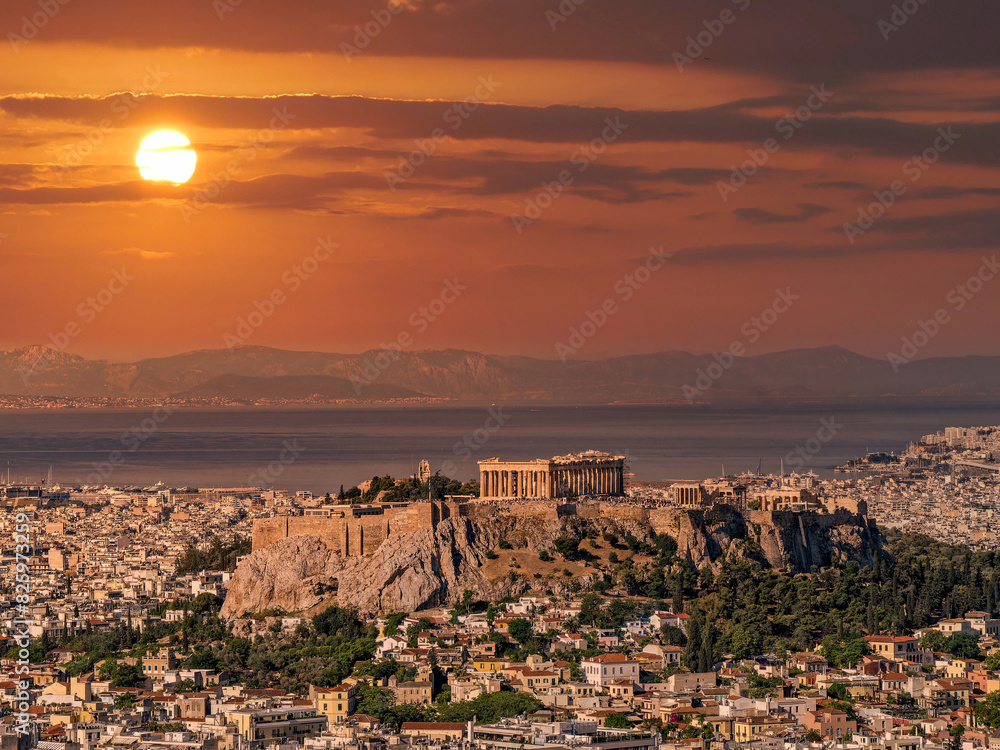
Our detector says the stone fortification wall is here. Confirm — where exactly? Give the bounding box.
[252,501,449,555]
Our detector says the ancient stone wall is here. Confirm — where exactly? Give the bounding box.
[252,501,445,554]
[252,517,290,550]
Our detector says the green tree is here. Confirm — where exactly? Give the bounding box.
[974,691,1000,728]
[604,713,631,729]
[383,613,407,638]
[920,630,948,652]
[554,535,580,559]
[114,660,144,688]
[727,624,761,660]
[438,692,542,723]
[114,693,134,709]
[948,723,965,750]
[354,683,400,727]
[683,611,703,670]
[660,624,687,646]
[948,632,981,659]
[508,618,533,643]
[672,574,684,615]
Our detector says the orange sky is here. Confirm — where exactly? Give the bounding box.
[1,0,999,362]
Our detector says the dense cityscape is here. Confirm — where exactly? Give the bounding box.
[1,426,999,750]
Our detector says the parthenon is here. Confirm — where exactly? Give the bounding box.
[478,451,626,499]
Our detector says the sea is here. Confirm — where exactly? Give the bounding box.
[1,401,999,492]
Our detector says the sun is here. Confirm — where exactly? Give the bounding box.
[136,130,197,184]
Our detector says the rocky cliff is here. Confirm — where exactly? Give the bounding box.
[221,504,884,618]
[222,517,524,618]
[658,505,884,573]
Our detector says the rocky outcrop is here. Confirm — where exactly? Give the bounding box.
[222,517,529,619]
[659,504,884,573]
[221,504,885,618]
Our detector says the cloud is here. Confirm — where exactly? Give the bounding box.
[0,149,742,210]
[4,94,998,173]
[803,180,867,190]
[850,208,1000,250]
[0,164,42,187]
[911,186,1000,201]
[733,203,833,224]
[1,0,997,83]
[103,247,178,260]
[0,181,188,205]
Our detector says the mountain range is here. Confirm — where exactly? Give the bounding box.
[2,344,999,403]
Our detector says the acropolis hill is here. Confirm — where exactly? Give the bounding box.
[238,466,882,617]
[251,450,868,558]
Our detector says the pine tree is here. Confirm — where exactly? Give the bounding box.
[684,612,702,670]
[698,627,713,673]
[672,574,684,615]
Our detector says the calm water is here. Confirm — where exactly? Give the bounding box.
[1,402,998,492]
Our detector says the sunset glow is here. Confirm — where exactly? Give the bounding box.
[136,130,197,184]
[0,1,997,363]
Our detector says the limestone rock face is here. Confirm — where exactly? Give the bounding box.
[659,504,884,573]
[220,534,343,618]
[221,504,885,619]
[222,518,522,619]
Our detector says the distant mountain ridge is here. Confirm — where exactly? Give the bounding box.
[2,344,1000,403]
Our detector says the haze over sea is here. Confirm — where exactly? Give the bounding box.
[2,402,999,492]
